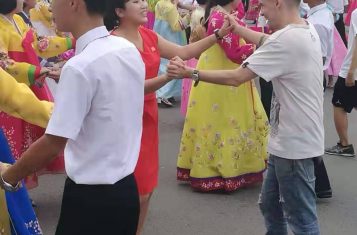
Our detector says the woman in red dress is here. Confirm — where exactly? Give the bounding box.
[105,0,231,233]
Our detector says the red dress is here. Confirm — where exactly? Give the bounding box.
[134,27,161,195]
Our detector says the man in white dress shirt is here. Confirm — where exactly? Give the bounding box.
[305,0,334,74]
[0,0,145,234]
[327,0,348,46]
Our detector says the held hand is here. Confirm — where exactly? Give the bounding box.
[47,68,61,82]
[40,67,51,77]
[225,14,241,34]
[167,59,188,79]
[0,162,11,173]
[218,15,234,38]
[0,162,11,190]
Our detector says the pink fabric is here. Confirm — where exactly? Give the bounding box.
[144,11,155,30]
[207,10,254,64]
[346,0,357,26]
[327,27,348,76]
[245,0,261,21]
[181,58,197,116]
[236,2,246,20]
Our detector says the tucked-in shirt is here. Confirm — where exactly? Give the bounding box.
[245,23,324,160]
[46,26,145,184]
[339,9,357,80]
[307,3,334,70]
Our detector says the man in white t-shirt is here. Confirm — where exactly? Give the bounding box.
[168,0,323,233]
[0,0,145,234]
[325,9,357,157]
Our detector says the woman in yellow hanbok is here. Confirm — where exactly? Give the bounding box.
[177,0,269,192]
[0,68,52,235]
[0,0,74,188]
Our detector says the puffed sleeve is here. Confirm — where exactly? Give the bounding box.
[206,11,254,64]
[0,68,52,128]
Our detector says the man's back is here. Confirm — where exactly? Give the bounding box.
[46,27,145,184]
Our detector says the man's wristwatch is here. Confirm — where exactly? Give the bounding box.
[191,69,200,87]
[213,29,223,40]
[0,173,20,192]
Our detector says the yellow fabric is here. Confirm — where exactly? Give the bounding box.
[155,0,189,31]
[0,190,10,235]
[30,1,53,29]
[0,68,52,128]
[177,43,269,179]
[0,15,72,84]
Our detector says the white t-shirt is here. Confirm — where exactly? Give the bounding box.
[46,26,145,184]
[307,3,334,70]
[339,9,357,80]
[245,23,325,159]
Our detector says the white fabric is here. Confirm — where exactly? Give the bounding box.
[32,21,57,36]
[245,23,324,160]
[339,9,357,80]
[46,26,145,184]
[307,3,334,70]
[327,0,345,13]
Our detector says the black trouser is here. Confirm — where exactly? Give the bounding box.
[259,78,273,120]
[314,157,332,195]
[335,13,347,47]
[56,174,140,235]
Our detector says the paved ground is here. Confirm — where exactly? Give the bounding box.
[30,88,357,235]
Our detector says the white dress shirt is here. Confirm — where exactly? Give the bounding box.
[307,3,334,70]
[46,26,145,184]
[327,0,348,14]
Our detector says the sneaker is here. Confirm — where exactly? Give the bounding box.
[316,190,332,199]
[167,97,176,104]
[157,97,173,108]
[325,143,355,157]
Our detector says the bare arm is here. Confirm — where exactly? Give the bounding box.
[158,21,232,60]
[1,134,67,186]
[227,14,269,45]
[145,74,172,94]
[346,36,357,87]
[158,33,217,60]
[167,59,257,87]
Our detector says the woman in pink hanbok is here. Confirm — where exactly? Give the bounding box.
[326,27,348,87]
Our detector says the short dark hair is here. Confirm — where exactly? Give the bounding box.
[0,0,17,14]
[104,0,128,31]
[83,0,108,16]
[196,0,207,5]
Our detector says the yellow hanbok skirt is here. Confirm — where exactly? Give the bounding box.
[0,190,10,235]
[177,43,269,192]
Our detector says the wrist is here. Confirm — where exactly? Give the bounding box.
[213,29,223,40]
[163,73,171,82]
[0,170,20,192]
[184,67,194,78]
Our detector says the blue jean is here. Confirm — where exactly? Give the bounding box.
[259,155,320,235]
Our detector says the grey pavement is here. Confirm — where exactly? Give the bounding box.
[30,88,357,235]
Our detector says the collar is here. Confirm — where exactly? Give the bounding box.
[75,26,109,55]
[307,3,328,17]
[20,11,29,20]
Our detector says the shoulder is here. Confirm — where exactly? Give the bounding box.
[210,10,225,20]
[13,15,27,28]
[139,26,158,42]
